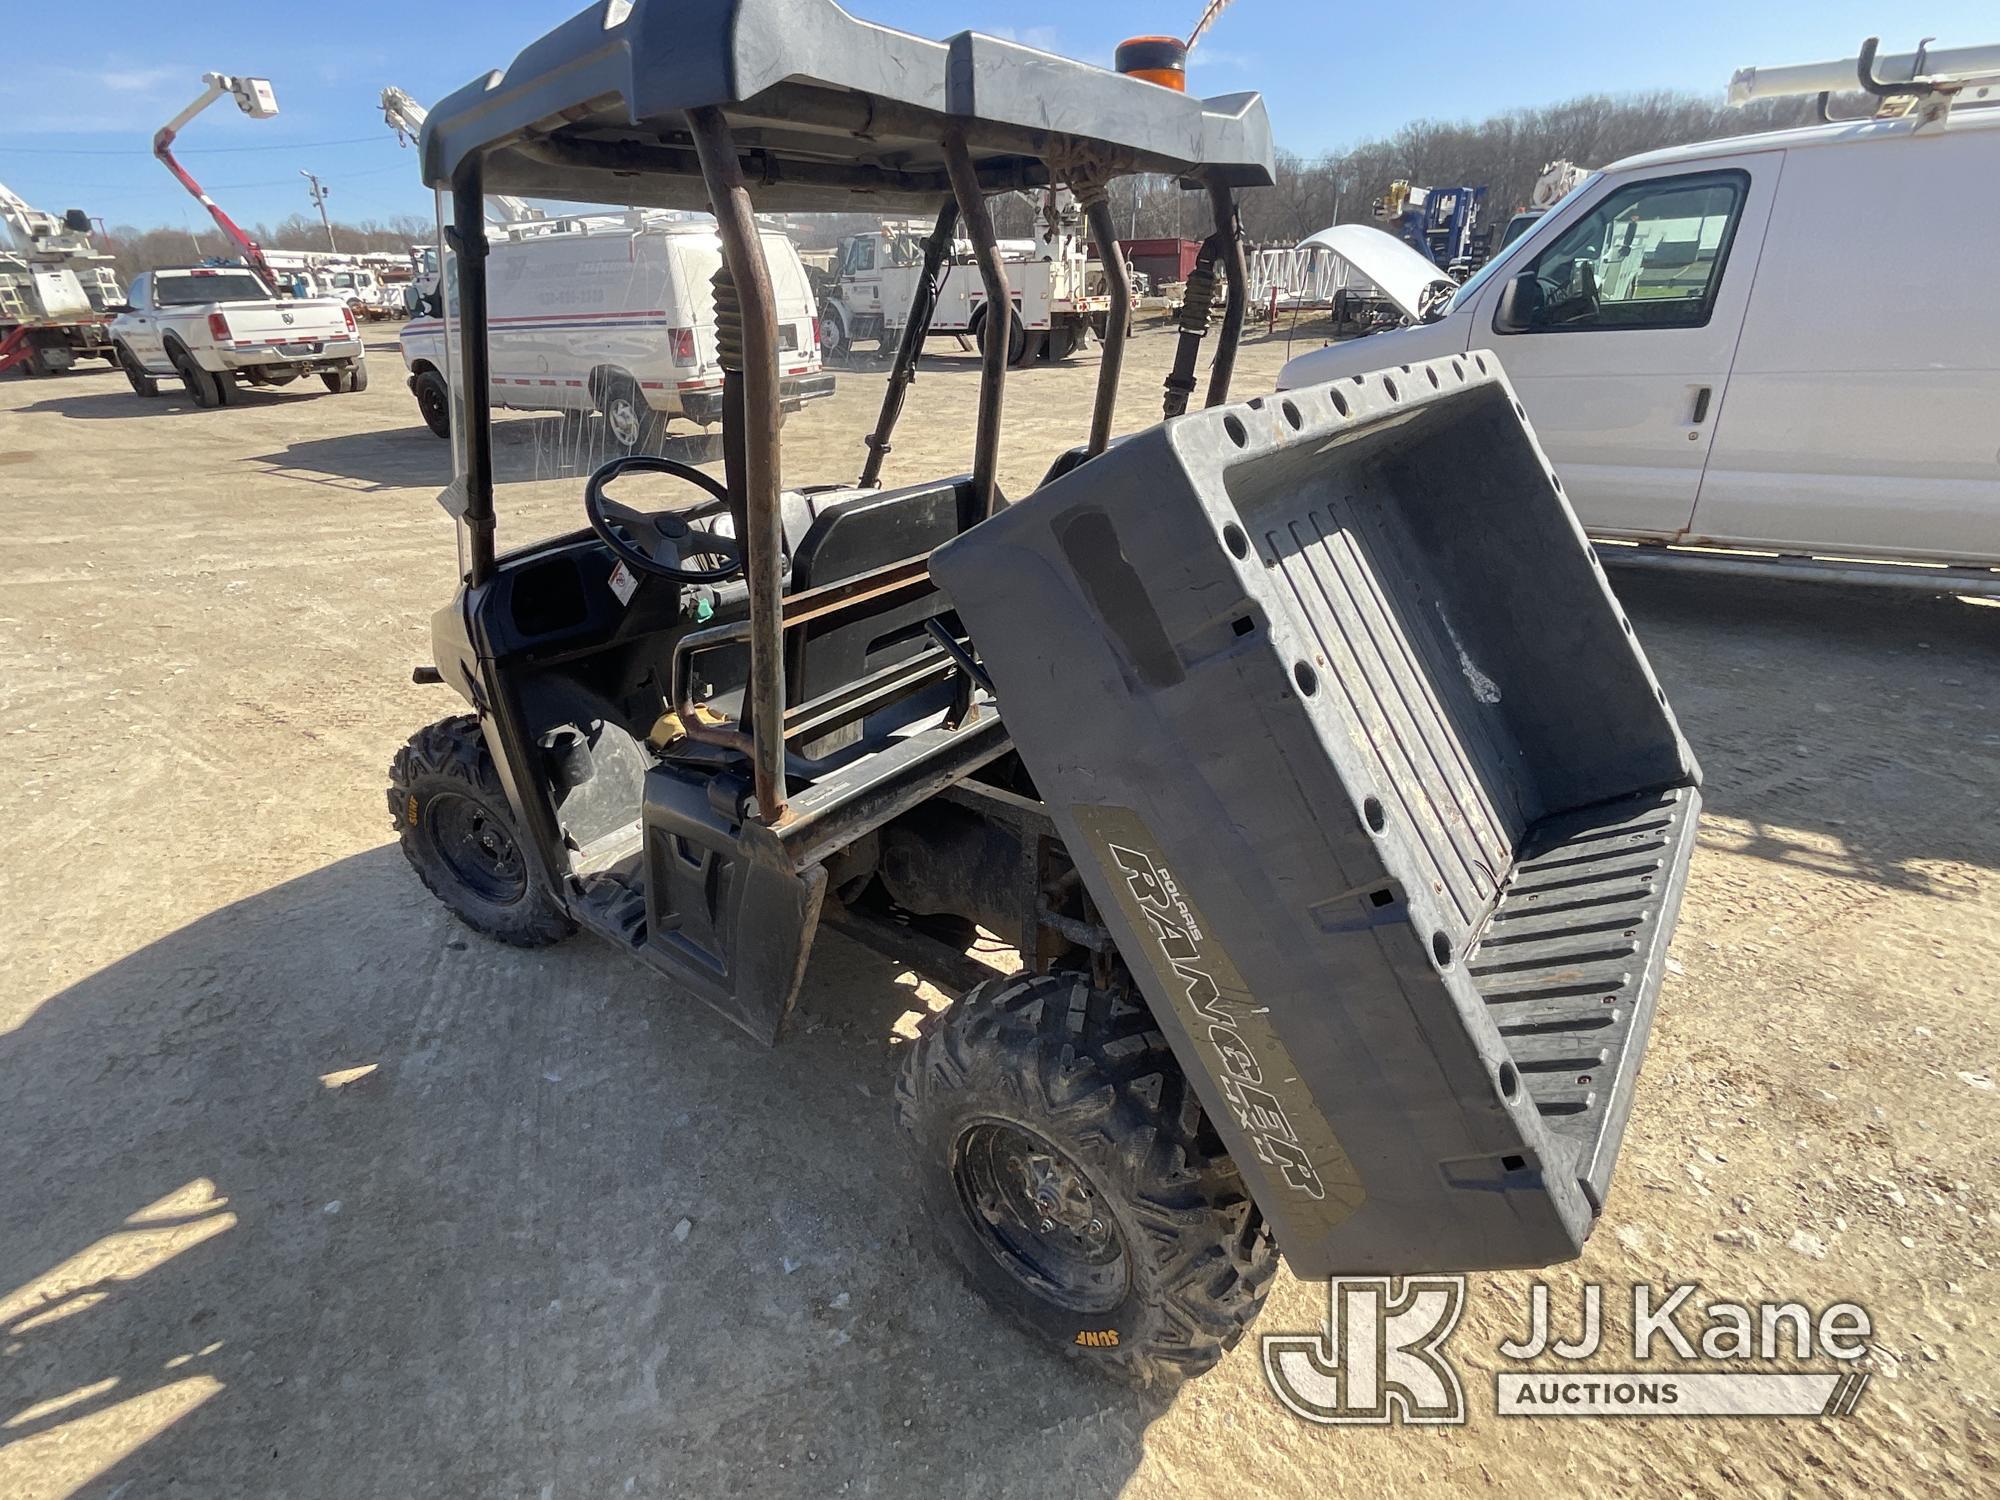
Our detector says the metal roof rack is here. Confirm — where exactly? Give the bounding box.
[1729,36,2000,129]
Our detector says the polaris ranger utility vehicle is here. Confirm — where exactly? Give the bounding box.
[390,0,1701,1386]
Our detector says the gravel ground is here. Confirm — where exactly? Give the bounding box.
[0,323,1994,1498]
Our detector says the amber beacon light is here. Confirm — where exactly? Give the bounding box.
[1114,35,1189,91]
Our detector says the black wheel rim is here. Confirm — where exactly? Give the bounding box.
[953,1120,1129,1313]
[422,792,527,904]
[418,381,446,426]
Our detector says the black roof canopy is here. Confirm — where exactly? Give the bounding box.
[417,0,1275,213]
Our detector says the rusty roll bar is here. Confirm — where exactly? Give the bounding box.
[942,133,1010,518]
[1083,197,1131,456]
[1205,180,1248,408]
[686,107,788,823]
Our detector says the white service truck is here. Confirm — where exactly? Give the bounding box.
[109,266,367,406]
[818,190,1108,365]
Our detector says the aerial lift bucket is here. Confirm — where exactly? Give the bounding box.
[931,352,1701,1277]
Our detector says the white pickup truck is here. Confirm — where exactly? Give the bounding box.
[109,266,367,406]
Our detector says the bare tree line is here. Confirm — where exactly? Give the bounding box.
[95,213,436,285]
[87,87,1841,279]
[1107,89,1836,245]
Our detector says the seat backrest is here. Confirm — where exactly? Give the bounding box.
[785,476,973,749]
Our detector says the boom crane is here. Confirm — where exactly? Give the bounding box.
[380,87,542,225]
[153,73,280,289]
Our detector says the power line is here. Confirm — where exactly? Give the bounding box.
[27,163,423,195]
[0,134,398,156]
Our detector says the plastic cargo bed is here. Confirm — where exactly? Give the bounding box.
[929,352,1701,1278]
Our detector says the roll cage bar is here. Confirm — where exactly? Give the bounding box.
[421,0,1274,823]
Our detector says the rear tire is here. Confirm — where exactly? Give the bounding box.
[974,307,1027,367]
[322,360,369,393]
[116,344,160,397]
[170,345,223,408]
[896,972,1277,1387]
[597,371,662,454]
[412,367,452,438]
[388,715,576,948]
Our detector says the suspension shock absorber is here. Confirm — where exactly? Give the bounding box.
[711,259,750,542]
[1161,249,1218,419]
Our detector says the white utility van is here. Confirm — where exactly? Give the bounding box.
[400,216,832,448]
[1279,93,2000,578]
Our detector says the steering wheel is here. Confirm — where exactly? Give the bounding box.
[583,454,743,584]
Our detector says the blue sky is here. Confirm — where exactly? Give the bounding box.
[1,0,1988,233]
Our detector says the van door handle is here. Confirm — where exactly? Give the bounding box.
[1690,385,1712,424]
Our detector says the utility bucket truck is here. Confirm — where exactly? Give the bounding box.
[0,183,123,375]
[388,0,1699,1387]
[819,189,1109,364]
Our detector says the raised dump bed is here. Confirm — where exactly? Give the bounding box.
[930,351,1701,1278]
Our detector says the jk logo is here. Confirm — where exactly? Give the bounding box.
[1262,1277,1468,1425]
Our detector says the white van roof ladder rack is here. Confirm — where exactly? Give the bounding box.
[1729,36,2000,130]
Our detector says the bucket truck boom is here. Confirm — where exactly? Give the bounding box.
[153,73,280,288]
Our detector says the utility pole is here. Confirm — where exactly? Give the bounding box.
[301,169,336,252]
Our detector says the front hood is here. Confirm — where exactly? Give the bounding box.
[1296,223,1458,322]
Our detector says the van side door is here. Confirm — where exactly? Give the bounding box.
[1687,126,2000,564]
[1468,156,1780,539]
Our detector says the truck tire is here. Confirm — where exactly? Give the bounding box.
[412,368,452,438]
[597,372,662,453]
[820,301,850,361]
[169,345,224,408]
[322,360,369,394]
[1047,321,1082,361]
[117,344,161,397]
[973,306,1027,367]
[388,715,576,949]
[896,971,1277,1386]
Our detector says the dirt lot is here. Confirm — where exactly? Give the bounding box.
[1,324,1994,1498]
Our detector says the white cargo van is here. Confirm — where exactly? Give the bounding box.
[1278,99,2000,578]
[400,216,832,447]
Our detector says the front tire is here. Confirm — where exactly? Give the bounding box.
[896,972,1277,1387]
[388,715,575,948]
[819,301,850,362]
[117,343,160,397]
[412,367,452,437]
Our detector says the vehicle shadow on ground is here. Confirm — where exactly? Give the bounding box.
[1615,568,2000,894]
[16,381,359,422]
[0,848,1168,1497]
[245,422,727,493]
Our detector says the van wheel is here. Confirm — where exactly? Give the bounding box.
[117,344,160,397]
[598,373,661,453]
[170,346,223,408]
[413,368,452,437]
[897,972,1278,1386]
